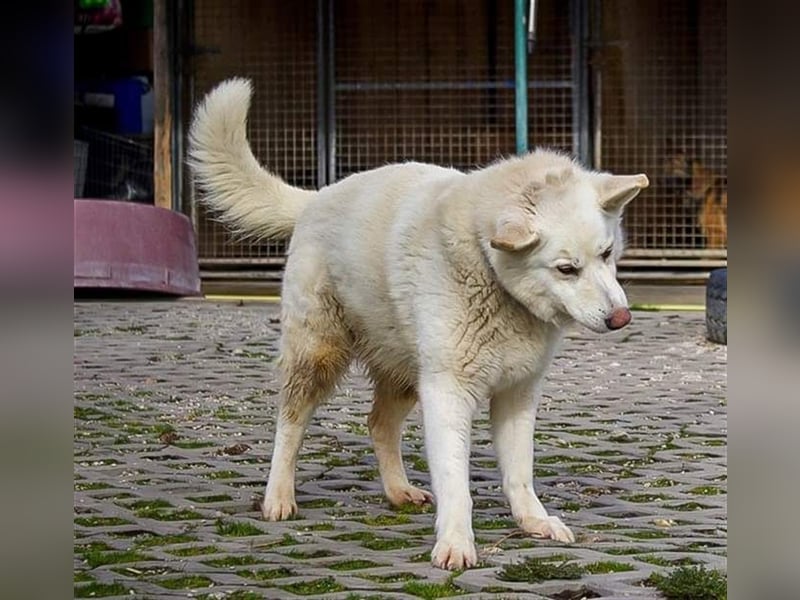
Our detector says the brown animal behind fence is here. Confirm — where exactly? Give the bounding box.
[666,150,728,250]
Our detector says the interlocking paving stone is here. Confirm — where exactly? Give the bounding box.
[74,300,727,599]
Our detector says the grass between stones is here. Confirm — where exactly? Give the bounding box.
[644,565,727,600]
[280,576,345,595]
[157,575,215,589]
[498,554,585,583]
[237,566,297,581]
[74,582,130,598]
[584,560,636,574]
[402,575,465,598]
[215,519,264,537]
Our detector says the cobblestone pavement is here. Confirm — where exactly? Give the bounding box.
[74,300,727,599]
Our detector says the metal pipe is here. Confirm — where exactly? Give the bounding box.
[514,0,529,154]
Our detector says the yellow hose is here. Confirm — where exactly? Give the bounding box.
[630,303,705,312]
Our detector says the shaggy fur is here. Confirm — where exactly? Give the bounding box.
[189,78,649,570]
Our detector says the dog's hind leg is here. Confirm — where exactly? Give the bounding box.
[368,378,433,508]
[491,379,575,543]
[261,297,351,521]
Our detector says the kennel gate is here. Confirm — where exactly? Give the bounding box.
[185,0,727,277]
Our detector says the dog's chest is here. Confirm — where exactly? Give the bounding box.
[454,301,560,392]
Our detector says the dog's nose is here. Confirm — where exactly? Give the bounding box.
[605,307,631,330]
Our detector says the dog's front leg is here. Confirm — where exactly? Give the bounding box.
[420,374,478,570]
[490,381,575,543]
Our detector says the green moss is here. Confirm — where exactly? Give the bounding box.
[667,501,714,511]
[172,440,217,449]
[393,502,434,515]
[649,477,677,488]
[566,428,606,437]
[331,530,417,550]
[624,529,671,540]
[135,507,204,521]
[538,454,583,464]
[605,546,659,555]
[157,575,215,589]
[238,567,296,581]
[126,498,173,510]
[73,571,94,583]
[560,501,583,512]
[203,555,262,568]
[333,531,375,542]
[359,513,412,526]
[215,519,264,537]
[535,468,559,477]
[152,423,175,435]
[166,545,220,557]
[74,516,132,527]
[621,493,671,503]
[590,449,625,457]
[74,406,111,420]
[325,455,362,467]
[74,582,129,597]
[638,555,701,567]
[280,577,345,595]
[358,468,380,481]
[362,536,419,551]
[111,565,178,577]
[586,522,618,531]
[114,324,148,334]
[584,561,636,574]
[297,521,336,532]
[187,494,233,503]
[74,328,100,337]
[205,470,243,480]
[473,517,516,530]
[284,548,338,559]
[360,572,423,583]
[198,591,263,600]
[688,485,724,496]
[569,463,604,474]
[406,550,431,563]
[298,498,339,508]
[499,555,585,583]
[74,481,112,491]
[327,559,387,571]
[134,533,197,547]
[645,565,727,600]
[81,548,151,568]
[409,455,429,471]
[403,576,465,598]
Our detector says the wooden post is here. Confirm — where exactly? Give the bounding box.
[153,0,172,210]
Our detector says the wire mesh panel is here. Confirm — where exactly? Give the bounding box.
[76,126,154,202]
[593,0,727,256]
[190,0,318,263]
[333,0,575,180]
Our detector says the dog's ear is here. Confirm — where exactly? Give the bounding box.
[595,174,649,213]
[490,207,540,252]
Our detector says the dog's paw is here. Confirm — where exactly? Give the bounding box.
[386,485,434,507]
[261,497,297,521]
[519,515,575,543]
[431,538,478,570]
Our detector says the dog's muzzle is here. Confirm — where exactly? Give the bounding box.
[605,307,632,330]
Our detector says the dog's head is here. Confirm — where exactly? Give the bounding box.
[482,160,648,333]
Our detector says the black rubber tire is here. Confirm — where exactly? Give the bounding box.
[706,268,727,344]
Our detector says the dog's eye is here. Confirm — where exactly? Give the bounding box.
[601,247,613,261]
[557,264,579,276]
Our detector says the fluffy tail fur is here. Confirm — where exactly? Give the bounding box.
[188,78,313,240]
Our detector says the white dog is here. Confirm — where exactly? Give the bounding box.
[189,79,648,570]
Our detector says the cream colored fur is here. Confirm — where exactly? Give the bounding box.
[189,78,649,570]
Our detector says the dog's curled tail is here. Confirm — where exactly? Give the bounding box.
[188,78,313,240]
